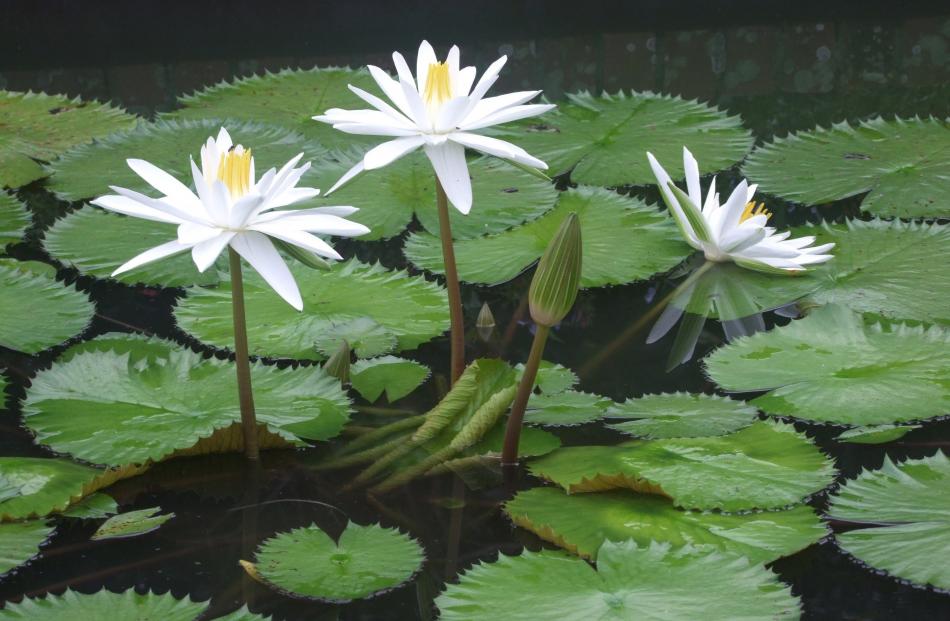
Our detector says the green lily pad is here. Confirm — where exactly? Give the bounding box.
[828,451,950,591]
[524,391,612,426]
[0,589,208,620]
[0,457,141,521]
[91,506,174,540]
[166,67,380,149]
[0,520,54,577]
[350,356,431,403]
[436,539,799,620]
[502,91,752,187]
[531,421,834,511]
[312,317,397,359]
[0,192,30,247]
[47,118,329,202]
[62,492,118,519]
[519,361,579,394]
[211,607,272,621]
[0,261,95,354]
[467,424,561,459]
[175,259,449,360]
[404,186,689,287]
[22,334,352,466]
[742,117,950,218]
[705,305,950,426]
[242,522,424,602]
[505,486,826,564]
[800,219,950,325]
[835,424,920,445]
[606,392,758,439]
[0,90,135,188]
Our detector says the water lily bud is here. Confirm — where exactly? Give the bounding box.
[529,212,582,328]
[324,340,351,384]
[476,302,496,342]
[274,238,333,271]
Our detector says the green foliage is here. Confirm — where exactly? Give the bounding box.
[312,317,397,359]
[835,424,920,445]
[528,211,582,327]
[0,192,30,247]
[0,589,208,620]
[0,520,53,577]
[606,392,757,439]
[350,356,431,403]
[62,493,118,519]
[91,506,174,540]
[524,391,612,426]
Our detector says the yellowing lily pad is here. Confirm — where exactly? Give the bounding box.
[91,506,174,541]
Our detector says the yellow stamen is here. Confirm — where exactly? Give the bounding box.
[217,147,252,198]
[740,201,771,223]
[423,62,452,109]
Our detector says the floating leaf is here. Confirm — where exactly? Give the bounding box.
[0,520,54,577]
[502,91,752,187]
[22,334,351,466]
[467,423,560,459]
[312,317,397,359]
[47,118,329,202]
[518,361,579,394]
[91,506,174,540]
[211,607,272,621]
[0,589,208,620]
[828,451,950,591]
[606,392,758,439]
[506,487,826,564]
[167,67,380,149]
[800,219,950,325]
[835,424,920,445]
[0,192,30,247]
[350,356,431,403]
[705,305,950,425]
[405,186,689,287]
[523,391,611,427]
[436,539,799,620]
[242,522,424,602]
[743,117,950,218]
[175,260,448,360]
[0,91,135,188]
[62,493,118,519]
[0,261,94,354]
[309,151,557,240]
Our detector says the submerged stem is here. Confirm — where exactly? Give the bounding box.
[501,324,550,465]
[436,178,465,385]
[228,247,260,461]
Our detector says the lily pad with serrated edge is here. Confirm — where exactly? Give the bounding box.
[499,90,753,187]
[0,192,30,247]
[0,260,95,354]
[350,356,431,403]
[308,151,558,241]
[62,493,118,519]
[166,67,381,149]
[242,521,424,602]
[435,539,800,621]
[0,589,208,620]
[517,361,579,394]
[705,305,950,426]
[210,607,273,621]
[828,451,950,591]
[743,116,950,218]
[530,420,835,511]
[606,392,758,439]
[0,90,136,188]
[0,520,54,577]
[404,185,690,287]
[523,391,612,427]
[312,317,397,359]
[22,334,351,466]
[505,486,826,564]
[91,506,174,541]
[175,259,449,360]
[835,424,920,445]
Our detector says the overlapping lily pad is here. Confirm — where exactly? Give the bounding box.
[310,151,558,240]
[523,391,612,426]
[828,451,950,591]
[606,392,758,439]
[0,520,54,576]
[47,119,329,202]
[0,90,135,188]
[505,487,826,564]
[175,260,448,360]
[22,334,351,466]
[405,186,689,287]
[91,506,174,541]
[166,67,380,149]
[0,260,95,354]
[0,589,208,620]
[242,522,424,602]
[350,356,430,403]
[743,116,950,218]
[436,540,800,620]
[62,492,118,519]
[530,421,834,511]
[501,91,752,187]
[835,424,919,445]
[0,192,30,247]
[705,305,950,426]
[312,317,397,359]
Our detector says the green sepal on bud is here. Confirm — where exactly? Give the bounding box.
[323,339,351,384]
[529,212,582,328]
[274,238,333,271]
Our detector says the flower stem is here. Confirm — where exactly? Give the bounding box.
[501,324,550,465]
[228,247,260,461]
[435,178,465,385]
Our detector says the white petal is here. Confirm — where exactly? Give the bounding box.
[455,66,477,97]
[682,147,702,210]
[424,142,472,214]
[469,56,507,104]
[264,187,321,210]
[92,194,184,225]
[207,180,233,225]
[177,221,221,245]
[449,132,546,168]
[416,40,438,92]
[363,136,425,170]
[191,232,235,272]
[249,223,344,261]
[215,127,233,151]
[436,96,471,132]
[459,103,555,131]
[647,152,699,248]
[367,65,413,119]
[392,51,416,87]
[230,232,303,311]
[110,186,206,225]
[464,90,542,125]
[126,159,200,207]
[256,205,359,220]
[229,194,265,228]
[399,78,429,128]
[718,179,751,237]
[256,211,370,237]
[112,239,190,276]
[347,84,417,127]
[325,160,365,195]
[329,122,420,137]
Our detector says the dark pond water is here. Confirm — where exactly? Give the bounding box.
[2,1,950,619]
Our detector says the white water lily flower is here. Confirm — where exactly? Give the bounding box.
[313,40,556,213]
[91,127,370,310]
[647,147,835,273]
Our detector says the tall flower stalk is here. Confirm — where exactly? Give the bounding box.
[91,128,369,459]
[314,41,555,383]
